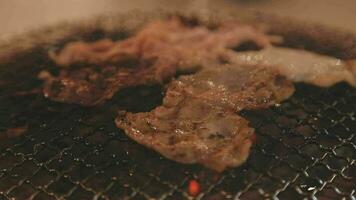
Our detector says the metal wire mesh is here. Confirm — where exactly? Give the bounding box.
[0,44,355,200]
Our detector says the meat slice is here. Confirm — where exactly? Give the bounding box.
[116,90,255,172]
[40,60,175,106]
[223,47,356,87]
[42,18,273,106]
[168,64,295,111]
[50,18,272,68]
[116,64,294,171]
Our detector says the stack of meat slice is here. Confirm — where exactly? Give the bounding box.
[40,17,356,171]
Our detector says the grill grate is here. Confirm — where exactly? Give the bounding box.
[0,47,355,200]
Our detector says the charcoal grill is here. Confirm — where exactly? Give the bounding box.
[0,12,355,200]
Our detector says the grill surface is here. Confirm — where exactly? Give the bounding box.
[0,29,356,200]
